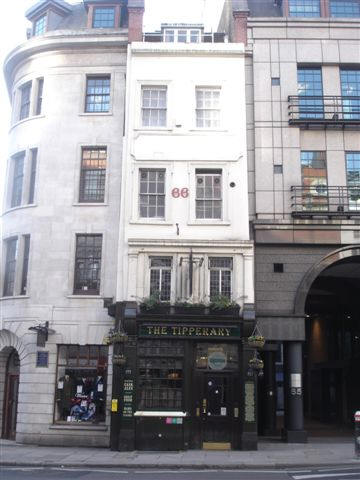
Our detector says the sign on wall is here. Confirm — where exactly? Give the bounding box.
[139,324,241,339]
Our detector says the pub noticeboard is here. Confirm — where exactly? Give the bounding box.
[139,324,241,339]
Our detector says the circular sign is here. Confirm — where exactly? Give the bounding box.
[208,351,227,371]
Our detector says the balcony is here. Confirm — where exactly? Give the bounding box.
[291,186,360,218]
[288,96,360,129]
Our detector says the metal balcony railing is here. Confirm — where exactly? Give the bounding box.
[291,185,360,218]
[288,96,360,128]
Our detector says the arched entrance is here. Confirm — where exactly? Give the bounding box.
[1,348,20,440]
[296,247,360,432]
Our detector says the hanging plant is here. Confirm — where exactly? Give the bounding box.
[249,351,264,370]
[247,323,265,349]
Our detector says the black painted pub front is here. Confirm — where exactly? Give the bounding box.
[109,302,257,451]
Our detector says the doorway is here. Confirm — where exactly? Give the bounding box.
[2,349,20,440]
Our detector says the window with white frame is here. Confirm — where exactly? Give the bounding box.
[139,169,165,219]
[35,78,44,115]
[33,15,47,36]
[19,82,32,120]
[149,257,172,301]
[10,153,25,208]
[209,257,233,300]
[141,86,167,127]
[195,169,222,219]
[196,87,220,128]
[163,29,201,43]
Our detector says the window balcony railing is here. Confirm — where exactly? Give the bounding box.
[288,96,360,128]
[291,185,360,218]
[143,32,226,43]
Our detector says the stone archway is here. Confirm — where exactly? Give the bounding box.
[0,330,29,440]
[294,245,360,316]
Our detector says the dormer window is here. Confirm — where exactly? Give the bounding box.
[92,7,115,28]
[33,15,47,36]
[163,28,201,43]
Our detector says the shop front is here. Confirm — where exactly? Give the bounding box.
[109,303,258,451]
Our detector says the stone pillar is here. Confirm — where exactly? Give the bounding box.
[232,11,249,45]
[320,0,329,17]
[283,342,307,443]
[128,6,144,43]
[262,350,277,435]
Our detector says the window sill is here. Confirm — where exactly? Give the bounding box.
[79,112,113,117]
[2,204,38,215]
[50,423,108,431]
[187,221,231,226]
[1,295,29,301]
[73,202,108,207]
[67,295,102,299]
[133,127,173,132]
[129,220,173,225]
[188,128,228,133]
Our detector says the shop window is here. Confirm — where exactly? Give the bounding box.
[195,87,221,128]
[209,257,232,299]
[85,76,110,113]
[79,147,107,203]
[195,343,239,371]
[196,169,222,219]
[138,340,184,410]
[55,344,108,423]
[139,169,165,218]
[73,234,102,294]
[149,257,172,301]
[141,86,167,127]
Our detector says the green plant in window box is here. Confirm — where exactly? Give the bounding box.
[209,295,239,316]
[140,292,170,313]
[173,299,207,314]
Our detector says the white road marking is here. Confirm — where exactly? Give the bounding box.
[293,473,360,479]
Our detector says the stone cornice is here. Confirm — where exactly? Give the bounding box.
[130,42,245,56]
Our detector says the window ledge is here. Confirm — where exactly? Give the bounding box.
[67,295,102,299]
[2,204,37,215]
[133,127,173,132]
[1,295,29,301]
[188,128,228,133]
[187,221,231,226]
[50,424,108,431]
[79,112,113,117]
[10,115,45,131]
[73,203,108,207]
[129,220,173,225]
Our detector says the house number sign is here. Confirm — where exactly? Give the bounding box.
[171,188,189,198]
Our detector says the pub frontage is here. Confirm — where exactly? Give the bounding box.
[108,302,258,451]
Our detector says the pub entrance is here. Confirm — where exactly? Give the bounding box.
[194,342,240,450]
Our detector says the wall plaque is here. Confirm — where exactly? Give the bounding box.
[36,351,49,368]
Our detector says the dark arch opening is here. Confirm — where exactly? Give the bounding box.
[303,255,360,432]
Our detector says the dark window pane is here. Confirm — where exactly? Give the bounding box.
[74,234,102,294]
[79,148,106,202]
[85,77,110,113]
[3,238,17,297]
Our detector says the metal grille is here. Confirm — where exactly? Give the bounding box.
[79,148,106,202]
[330,0,360,16]
[209,257,232,299]
[139,169,165,218]
[196,88,220,128]
[196,171,222,219]
[19,83,31,120]
[74,235,102,294]
[3,238,17,297]
[138,340,184,409]
[85,77,110,113]
[141,87,167,127]
[34,15,46,36]
[11,153,25,208]
[150,257,172,301]
[288,0,320,16]
[92,7,115,28]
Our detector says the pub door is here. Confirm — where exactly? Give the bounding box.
[199,372,235,449]
[2,350,20,440]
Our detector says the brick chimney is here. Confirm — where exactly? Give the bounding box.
[233,10,249,45]
[128,0,144,42]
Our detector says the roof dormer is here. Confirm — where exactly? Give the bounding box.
[26,0,72,37]
[83,0,128,29]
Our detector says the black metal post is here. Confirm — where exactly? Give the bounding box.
[355,411,360,458]
[283,341,307,443]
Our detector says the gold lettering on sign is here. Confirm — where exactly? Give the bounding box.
[189,327,195,335]
[210,328,217,336]
[225,328,230,336]
[196,327,201,335]
[161,327,167,335]
[147,326,154,335]
[154,327,161,335]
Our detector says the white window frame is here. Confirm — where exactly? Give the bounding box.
[195,87,221,129]
[138,168,166,219]
[141,85,167,128]
[163,28,201,43]
[208,257,233,300]
[149,256,173,301]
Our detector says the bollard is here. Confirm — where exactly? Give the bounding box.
[355,411,360,458]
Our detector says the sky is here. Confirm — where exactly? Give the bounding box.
[0,0,225,199]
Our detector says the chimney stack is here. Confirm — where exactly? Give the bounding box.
[128,0,144,42]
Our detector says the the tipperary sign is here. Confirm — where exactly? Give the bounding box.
[139,324,241,339]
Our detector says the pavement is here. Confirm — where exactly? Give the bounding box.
[0,438,359,469]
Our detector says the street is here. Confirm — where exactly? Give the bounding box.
[1,467,360,480]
